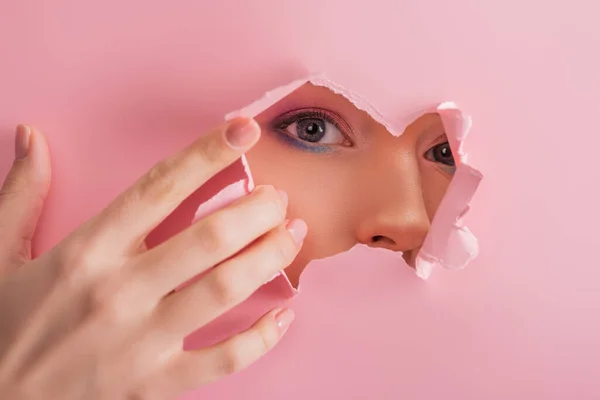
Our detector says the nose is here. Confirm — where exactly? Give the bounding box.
[355,162,430,256]
[356,204,430,254]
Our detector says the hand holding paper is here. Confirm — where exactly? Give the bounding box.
[0,119,305,400]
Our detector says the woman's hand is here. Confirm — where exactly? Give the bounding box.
[0,120,306,400]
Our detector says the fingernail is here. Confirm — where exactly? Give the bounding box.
[286,219,307,244]
[15,124,31,159]
[225,118,260,149]
[274,308,295,334]
[278,190,288,208]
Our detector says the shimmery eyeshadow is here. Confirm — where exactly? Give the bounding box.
[273,130,334,153]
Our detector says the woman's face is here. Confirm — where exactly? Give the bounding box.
[248,84,455,287]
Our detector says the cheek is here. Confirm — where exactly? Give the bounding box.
[245,138,357,259]
[244,136,311,201]
[420,168,452,220]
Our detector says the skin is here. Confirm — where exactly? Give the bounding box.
[248,84,455,287]
[0,119,306,400]
[0,87,455,398]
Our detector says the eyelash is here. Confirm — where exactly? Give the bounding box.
[271,108,354,147]
[423,138,457,173]
[270,109,456,173]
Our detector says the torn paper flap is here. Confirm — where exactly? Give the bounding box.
[183,73,483,351]
[224,74,483,280]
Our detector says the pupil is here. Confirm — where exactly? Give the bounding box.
[297,118,326,143]
[437,144,451,160]
[307,123,320,134]
[434,143,455,166]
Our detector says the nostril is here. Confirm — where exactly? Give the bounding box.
[372,235,396,246]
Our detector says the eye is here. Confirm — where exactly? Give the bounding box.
[425,141,456,171]
[272,108,352,148]
[284,117,345,144]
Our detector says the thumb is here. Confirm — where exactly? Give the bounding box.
[0,124,51,267]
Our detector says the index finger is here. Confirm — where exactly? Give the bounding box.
[91,117,261,253]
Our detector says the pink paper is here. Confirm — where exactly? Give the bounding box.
[227,75,483,279]
[1,1,599,399]
[179,77,481,352]
[177,155,295,349]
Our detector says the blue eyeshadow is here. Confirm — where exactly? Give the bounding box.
[274,130,333,154]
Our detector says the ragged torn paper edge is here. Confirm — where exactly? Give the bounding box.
[192,156,296,291]
[197,73,483,282]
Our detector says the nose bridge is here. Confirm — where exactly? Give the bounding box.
[356,151,430,253]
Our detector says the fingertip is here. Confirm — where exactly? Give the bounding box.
[14,124,31,160]
[274,308,295,336]
[26,125,52,191]
[27,125,48,149]
[224,117,261,150]
[286,219,308,245]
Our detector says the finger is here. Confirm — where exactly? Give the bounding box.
[0,125,51,267]
[150,219,306,336]
[90,117,261,254]
[140,307,295,398]
[131,185,288,298]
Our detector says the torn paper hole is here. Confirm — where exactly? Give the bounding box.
[190,155,294,290]
[169,74,482,350]
[223,73,483,281]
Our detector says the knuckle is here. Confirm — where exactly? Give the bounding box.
[256,323,278,352]
[89,281,117,317]
[192,135,225,167]
[254,184,278,199]
[254,185,286,218]
[0,186,17,200]
[10,237,32,261]
[137,158,178,202]
[126,387,165,400]
[56,237,99,280]
[208,268,246,307]
[125,389,145,400]
[89,279,132,324]
[271,228,297,266]
[0,168,25,197]
[195,214,235,255]
[218,328,275,376]
[218,338,247,375]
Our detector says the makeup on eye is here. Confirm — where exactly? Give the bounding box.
[271,108,354,151]
[268,106,456,175]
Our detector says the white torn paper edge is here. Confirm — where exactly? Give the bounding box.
[195,73,483,281]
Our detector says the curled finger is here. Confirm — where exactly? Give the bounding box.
[131,184,289,299]
[84,118,262,257]
[151,219,306,336]
[136,307,295,399]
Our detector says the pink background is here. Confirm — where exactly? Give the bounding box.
[1,1,599,399]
